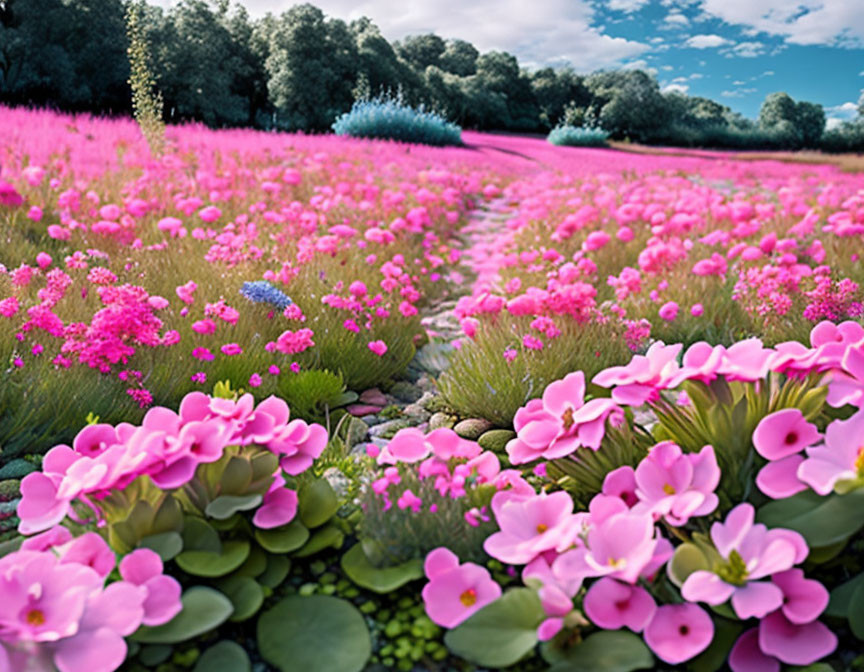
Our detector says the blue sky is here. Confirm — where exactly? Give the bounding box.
[156,0,864,124]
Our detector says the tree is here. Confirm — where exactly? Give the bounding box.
[795,101,825,147]
[585,70,669,142]
[759,92,825,148]
[395,34,446,71]
[265,4,358,131]
[439,39,478,76]
[759,92,798,129]
[531,67,589,129]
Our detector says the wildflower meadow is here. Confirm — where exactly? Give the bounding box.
[3,69,864,672]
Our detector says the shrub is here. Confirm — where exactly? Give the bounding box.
[547,125,610,147]
[332,95,462,146]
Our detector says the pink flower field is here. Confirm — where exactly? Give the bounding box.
[3,105,864,671]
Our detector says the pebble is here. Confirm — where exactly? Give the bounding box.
[453,418,494,439]
[368,419,410,439]
[478,429,517,452]
[429,412,456,430]
[359,388,388,406]
[347,403,383,417]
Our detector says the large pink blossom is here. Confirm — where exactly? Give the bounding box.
[421,548,501,628]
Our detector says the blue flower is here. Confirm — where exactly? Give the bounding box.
[240,281,293,310]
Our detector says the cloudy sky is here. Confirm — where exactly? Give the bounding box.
[154,0,864,124]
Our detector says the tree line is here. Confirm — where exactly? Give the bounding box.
[2,0,863,150]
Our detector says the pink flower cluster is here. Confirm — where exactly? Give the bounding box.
[17,392,327,534]
[0,530,180,672]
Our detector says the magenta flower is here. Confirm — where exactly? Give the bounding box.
[602,466,638,507]
[593,342,682,406]
[368,340,388,356]
[484,491,577,565]
[421,548,501,628]
[752,409,819,499]
[643,604,714,665]
[633,442,720,525]
[506,371,621,464]
[253,480,299,529]
[681,504,806,619]
[758,610,837,666]
[118,549,183,626]
[798,409,864,495]
[583,577,656,632]
[554,506,658,584]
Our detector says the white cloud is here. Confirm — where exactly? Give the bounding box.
[684,34,731,48]
[728,41,765,57]
[622,59,659,76]
[763,70,775,76]
[663,12,690,26]
[826,101,860,129]
[699,0,864,47]
[153,0,649,72]
[721,87,757,97]
[606,0,650,12]
[662,83,690,93]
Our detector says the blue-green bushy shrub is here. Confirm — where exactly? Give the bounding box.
[547,125,610,147]
[332,96,462,146]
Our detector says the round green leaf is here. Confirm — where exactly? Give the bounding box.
[176,541,250,577]
[139,532,183,562]
[340,543,424,593]
[299,479,339,528]
[218,575,265,622]
[236,545,268,578]
[444,588,544,668]
[205,494,263,520]
[667,543,709,588]
[137,645,173,666]
[133,587,233,644]
[258,595,371,672]
[757,490,864,547]
[547,631,653,672]
[294,524,344,558]
[182,516,221,553]
[258,554,291,589]
[827,572,864,618]
[255,520,309,553]
[849,577,864,640]
[194,641,251,672]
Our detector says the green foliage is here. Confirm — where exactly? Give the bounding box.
[332,94,462,146]
[133,586,234,644]
[547,125,610,147]
[194,641,251,672]
[443,588,545,668]
[257,595,372,672]
[126,0,165,154]
[340,543,424,593]
[546,631,653,672]
[277,369,346,424]
[757,489,864,549]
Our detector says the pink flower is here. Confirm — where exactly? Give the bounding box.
[644,604,714,665]
[658,301,678,321]
[602,466,638,507]
[798,409,864,495]
[267,418,328,475]
[484,491,576,565]
[633,443,720,525]
[377,427,478,465]
[593,342,682,406]
[691,303,704,316]
[506,371,622,464]
[681,504,806,619]
[368,340,388,356]
[752,409,820,499]
[118,549,183,626]
[253,483,299,529]
[758,611,837,666]
[198,205,221,222]
[583,577,656,632]
[422,548,501,628]
[220,343,242,356]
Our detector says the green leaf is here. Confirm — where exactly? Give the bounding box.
[218,575,265,622]
[299,479,339,528]
[258,595,371,672]
[849,578,864,640]
[340,543,424,593]
[258,554,291,590]
[255,520,309,553]
[133,587,233,644]
[182,516,221,553]
[756,489,864,548]
[827,572,864,618]
[138,645,173,666]
[139,532,183,562]
[194,641,251,672]
[205,494,263,520]
[176,541,250,578]
[220,457,253,494]
[294,524,344,558]
[547,631,653,672]
[444,588,544,668]
[236,544,268,578]
[667,543,709,588]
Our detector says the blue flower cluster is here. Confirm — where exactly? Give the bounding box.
[240,281,293,310]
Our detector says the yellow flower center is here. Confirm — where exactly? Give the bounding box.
[26,609,45,627]
[855,448,864,477]
[663,483,676,495]
[715,550,749,587]
[561,407,575,430]
[607,557,625,568]
[459,589,477,607]
[536,523,549,533]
